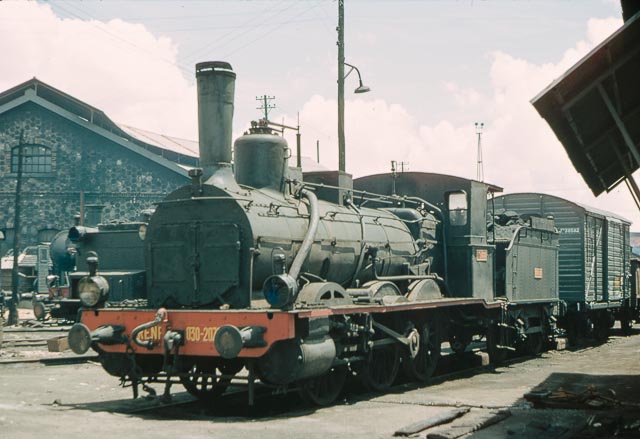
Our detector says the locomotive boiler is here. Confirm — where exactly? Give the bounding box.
[67,61,563,406]
[144,62,433,313]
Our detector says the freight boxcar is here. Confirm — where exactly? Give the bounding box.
[493,193,632,340]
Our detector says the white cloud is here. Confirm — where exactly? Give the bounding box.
[443,81,483,107]
[0,2,197,138]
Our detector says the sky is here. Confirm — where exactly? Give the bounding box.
[1,0,637,227]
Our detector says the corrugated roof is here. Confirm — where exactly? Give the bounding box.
[118,124,199,158]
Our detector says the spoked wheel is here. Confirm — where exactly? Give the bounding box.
[298,366,348,406]
[180,359,241,401]
[403,321,440,383]
[621,317,633,335]
[592,316,610,341]
[360,344,401,391]
[517,332,545,355]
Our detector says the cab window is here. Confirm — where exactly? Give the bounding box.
[448,191,468,226]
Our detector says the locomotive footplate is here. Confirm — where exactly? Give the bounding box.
[72,297,504,357]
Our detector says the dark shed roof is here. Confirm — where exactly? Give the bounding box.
[531,13,640,197]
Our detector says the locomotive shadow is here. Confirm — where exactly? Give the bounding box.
[59,350,544,421]
[62,386,326,421]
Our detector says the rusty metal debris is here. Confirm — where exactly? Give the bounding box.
[524,385,640,410]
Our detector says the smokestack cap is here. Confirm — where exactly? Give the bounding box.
[196,61,236,78]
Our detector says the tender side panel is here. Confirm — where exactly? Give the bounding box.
[494,194,586,303]
[505,229,559,302]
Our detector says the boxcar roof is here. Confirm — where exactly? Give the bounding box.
[497,192,632,225]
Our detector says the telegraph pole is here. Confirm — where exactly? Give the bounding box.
[337,0,346,172]
[256,95,275,121]
[8,131,25,326]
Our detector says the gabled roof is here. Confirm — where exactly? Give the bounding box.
[0,78,196,176]
[531,13,640,197]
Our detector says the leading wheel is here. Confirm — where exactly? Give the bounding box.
[298,366,347,406]
[403,321,440,382]
[180,360,240,401]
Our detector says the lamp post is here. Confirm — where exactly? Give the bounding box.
[337,0,370,173]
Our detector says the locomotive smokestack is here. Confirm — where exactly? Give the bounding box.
[196,61,239,190]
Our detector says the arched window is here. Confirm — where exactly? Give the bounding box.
[11,144,52,173]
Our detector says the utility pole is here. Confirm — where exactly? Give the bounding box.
[296,113,302,168]
[8,131,25,326]
[316,140,320,163]
[337,0,345,172]
[391,160,397,195]
[256,95,275,121]
[475,122,484,182]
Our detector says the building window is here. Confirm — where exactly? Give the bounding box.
[11,144,52,173]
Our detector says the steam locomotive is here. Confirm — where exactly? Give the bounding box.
[33,214,149,321]
[65,61,624,406]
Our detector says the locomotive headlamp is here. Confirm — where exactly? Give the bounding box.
[78,276,110,307]
[138,224,147,241]
[68,323,92,354]
[68,323,126,354]
[78,251,109,307]
[262,274,298,309]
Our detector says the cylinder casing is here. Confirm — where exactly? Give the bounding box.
[257,336,336,385]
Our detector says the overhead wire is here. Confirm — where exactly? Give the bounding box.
[179,0,294,62]
[48,0,335,78]
[50,1,193,75]
[219,0,327,59]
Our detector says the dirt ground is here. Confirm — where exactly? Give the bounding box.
[1,321,639,439]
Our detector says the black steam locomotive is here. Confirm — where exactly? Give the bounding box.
[65,61,630,407]
[33,215,149,322]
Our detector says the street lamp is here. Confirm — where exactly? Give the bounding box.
[337,0,371,173]
[344,62,371,94]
